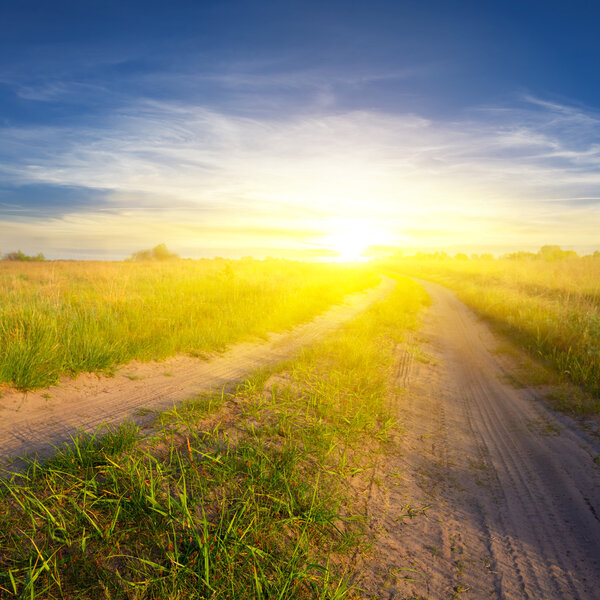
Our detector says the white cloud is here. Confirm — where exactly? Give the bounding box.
[1,96,600,256]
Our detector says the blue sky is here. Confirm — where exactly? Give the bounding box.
[1,0,600,258]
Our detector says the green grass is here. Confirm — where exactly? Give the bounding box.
[386,256,600,411]
[0,259,378,391]
[0,276,427,599]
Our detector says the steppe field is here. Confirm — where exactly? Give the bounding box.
[1,255,600,599]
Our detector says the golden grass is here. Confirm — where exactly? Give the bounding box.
[385,256,600,408]
[0,259,378,390]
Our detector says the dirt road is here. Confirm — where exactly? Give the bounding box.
[361,280,600,599]
[0,277,394,469]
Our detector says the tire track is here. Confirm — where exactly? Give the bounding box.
[417,279,600,599]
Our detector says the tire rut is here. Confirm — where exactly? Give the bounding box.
[418,280,600,599]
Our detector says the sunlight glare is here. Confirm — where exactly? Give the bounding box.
[322,217,383,262]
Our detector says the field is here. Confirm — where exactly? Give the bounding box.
[384,254,600,412]
[0,259,377,391]
[1,256,600,598]
[0,276,428,599]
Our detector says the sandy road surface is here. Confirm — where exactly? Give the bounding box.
[361,280,600,599]
[0,277,394,468]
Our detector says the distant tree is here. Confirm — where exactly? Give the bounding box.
[537,245,578,261]
[414,251,448,260]
[131,249,153,261]
[2,250,23,261]
[502,251,536,260]
[151,243,173,260]
[454,253,469,260]
[130,243,179,261]
[2,250,45,262]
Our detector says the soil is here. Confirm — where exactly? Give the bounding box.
[0,277,394,470]
[356,279,600,599]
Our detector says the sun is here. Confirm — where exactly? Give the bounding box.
[322,217,380,262]
[326,231,369,261]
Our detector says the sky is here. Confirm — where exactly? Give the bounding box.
[1,0,600,259]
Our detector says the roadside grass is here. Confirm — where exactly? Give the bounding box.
[0,276,427,599]
[0,259,378,391]
[385,257,600,413]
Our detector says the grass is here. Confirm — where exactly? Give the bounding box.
[385,256,600,412]
[0,276,428,599]
[0,259,377,391]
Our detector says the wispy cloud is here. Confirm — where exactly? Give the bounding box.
[1,95,600,257]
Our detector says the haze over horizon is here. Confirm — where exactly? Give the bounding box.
[1,0,600,260]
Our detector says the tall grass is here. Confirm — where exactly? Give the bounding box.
[0,276,428,599]
[0,259,378,390]
[386,256,600,405]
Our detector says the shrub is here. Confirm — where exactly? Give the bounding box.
[130,243,179,261]
[2,250,45,262]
